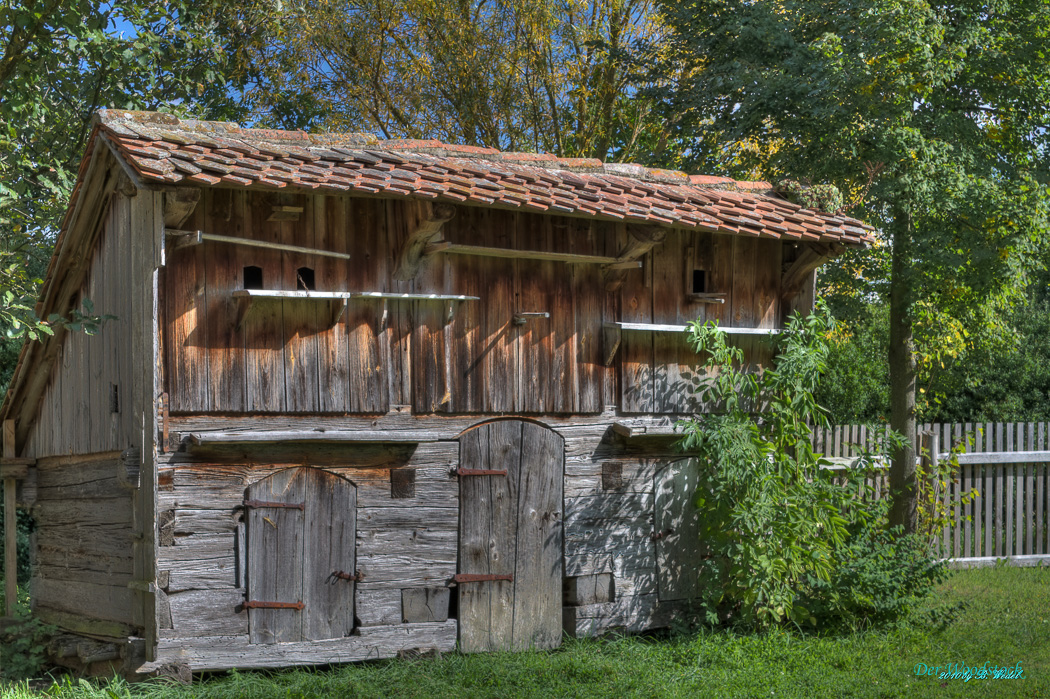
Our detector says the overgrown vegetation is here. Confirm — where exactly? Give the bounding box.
[2,567,1047,698]
[0,604,55,682]
[676,306,944,628]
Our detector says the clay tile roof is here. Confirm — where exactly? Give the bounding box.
[93,109,874,245]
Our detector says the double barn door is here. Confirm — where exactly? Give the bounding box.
[457,420,564,652]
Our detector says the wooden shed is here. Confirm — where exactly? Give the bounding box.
[0,110,872,675]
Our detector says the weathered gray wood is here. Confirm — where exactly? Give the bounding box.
[142,620,457,672]
[32,578,135,625]
[246,468,305,643]
[566,492,656,522]
[563,593,696,638]
[355,588,402,627]
[457,420,563,653]
[604,225,666,292]
[35,606,136,641]
[186,430,448,445]
[244,467,356,643]
[301,467,356,641]
[564,573,613,606]
[33,497,133,527]
[457,421,511,653]
[160,533,238,591]
[401,588,450,623]
[654,459,703,601]
[511,422,563,650]
[165,589,247,638]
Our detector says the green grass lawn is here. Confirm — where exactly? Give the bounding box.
[4,565,1049,698]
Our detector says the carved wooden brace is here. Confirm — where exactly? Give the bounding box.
[163,188,201,228]
[393,202,457,280]
[780,242,837,299]
[603,224,667,291]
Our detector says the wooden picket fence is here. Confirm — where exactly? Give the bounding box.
[811,422,1050,567]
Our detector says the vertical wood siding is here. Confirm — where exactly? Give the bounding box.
[24,192,161,458]
[162,195,787,416]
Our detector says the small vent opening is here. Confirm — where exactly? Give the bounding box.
[296,267,316,291]
[109,383,120,414]
[243,266,264,290]
[692,269,707,294]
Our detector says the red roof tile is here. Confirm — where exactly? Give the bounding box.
[95,109,874,245]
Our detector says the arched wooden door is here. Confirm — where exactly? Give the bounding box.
[457,420,564,652]
[244,467,357,644]
[654,458,703,601]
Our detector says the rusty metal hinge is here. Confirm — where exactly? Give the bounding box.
[453,468,508,477]
[650,527,674,542]
[327,570,364,584]
[239,600,304,611]
[243,499,305,510]
[452,573,513,584]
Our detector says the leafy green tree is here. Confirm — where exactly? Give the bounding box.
[677,306,941,628]
[241,0,672,162]
[655,0,1050,533]
[0,0,273,340]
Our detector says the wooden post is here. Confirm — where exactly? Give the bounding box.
[4,419,16,617]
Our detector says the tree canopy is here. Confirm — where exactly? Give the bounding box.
[240,0,671,162]
[0,0,271,341]
[655,0,1050,531]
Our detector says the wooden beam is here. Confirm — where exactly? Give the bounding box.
[4,419,16,617]
[603,225,666,291]
[163,189,201,228]
[426,241,634,266]
[393,203,456,280]
[166,229,352,260]
[0,463,28,480]
[607,321,778,335]
[781,242,834,298]
[185,429,448,445]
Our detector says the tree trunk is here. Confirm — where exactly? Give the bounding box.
[888,209,918,534]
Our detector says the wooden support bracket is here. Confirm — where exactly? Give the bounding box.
[163,189,201,228]
[512,312,549,325]
[781,243,835,299]
[602,324,622,367]
[393,203,457,280]
[603,224,667,291]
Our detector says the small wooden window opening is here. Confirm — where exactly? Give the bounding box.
[691,270,707,295]
[243,266,263,290]
[296,267,316,291]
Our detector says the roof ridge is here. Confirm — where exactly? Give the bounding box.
[93,108,873,240]
[96,109,784,193]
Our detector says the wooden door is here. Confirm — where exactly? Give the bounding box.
[245,467,357,644]
[457,420,564,652]
[654,458,703,601]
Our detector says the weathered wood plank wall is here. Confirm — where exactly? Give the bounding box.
[22,186,164,655]
[30,453,137,640]
[24,192,153,458]
[162,193,785,416]
[154,440,459,659]
[154,414,705,668]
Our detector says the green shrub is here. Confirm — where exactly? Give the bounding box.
[677,303,943,629]
[0,609,55,681]
[802,519,948,628]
